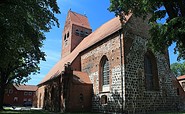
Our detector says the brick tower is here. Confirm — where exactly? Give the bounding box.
[61,10,92,58]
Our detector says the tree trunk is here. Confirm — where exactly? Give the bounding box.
[0,82,5,111]
[0,72,7,111]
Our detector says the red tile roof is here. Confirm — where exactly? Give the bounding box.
[177,75,185,80]
[68,10,91,29]
[73,71,92,84]
[172,75,185,100]
[14,84,38,91]
[39,13,132,85]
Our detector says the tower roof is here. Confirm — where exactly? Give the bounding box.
[68,10,91,29]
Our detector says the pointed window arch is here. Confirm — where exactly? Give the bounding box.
[100,95,108,104]
[144,50,159,91]
[99,55,110,92]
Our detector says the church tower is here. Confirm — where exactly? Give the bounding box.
[61,10,92,58]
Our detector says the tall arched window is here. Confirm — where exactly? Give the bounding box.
[99,55,110,92]
[144,51,159,91]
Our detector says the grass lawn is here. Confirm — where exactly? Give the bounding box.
[0,110,50,114]
[0,109,100,114]
[1,109,185,114]
[145,111,185,114]
[149,112,185,114]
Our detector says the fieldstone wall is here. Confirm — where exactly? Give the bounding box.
[81,33,125,113]
[124,32,178,113]
[80,15,179,113]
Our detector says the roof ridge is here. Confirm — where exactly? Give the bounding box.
[69,10,87,18]
[67,10,91,29]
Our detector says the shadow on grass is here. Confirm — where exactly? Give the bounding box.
[0,109,50,114]
[0,109,102,114]
[2,109,185,114]
[148,111,185,114]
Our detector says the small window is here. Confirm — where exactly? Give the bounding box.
[101,95,108,104]
[24,92,28,96]
[29,92,32,96]
[9,89,13,94]
[80,31,84,37]
[75,29,79,36]
[85,32,88,37]
[28,98,32,102]
[14,97,18,102]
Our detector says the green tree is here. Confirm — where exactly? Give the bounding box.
[109,0,185,61]
[0,0,60,110]
[171,62,185,77]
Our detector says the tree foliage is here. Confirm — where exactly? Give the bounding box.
[0,0,60,110]
[109,0,185,61]
[171,62,185,77]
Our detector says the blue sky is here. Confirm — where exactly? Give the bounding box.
[26,0,180,85]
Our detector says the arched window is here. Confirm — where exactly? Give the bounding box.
[67,32,69,38]
[85,32,88,37]
[144,51,159,91]
[99,55,110,92]
[100,95,108,104]
[80,31,84,37]
[64,34,67,40]
[75,29,79,36]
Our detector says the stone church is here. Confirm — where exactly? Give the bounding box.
[36,10,185,113]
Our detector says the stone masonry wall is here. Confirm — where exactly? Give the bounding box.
[81,33,125,113]
[81,15,179,113]
[124,33,178,113]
